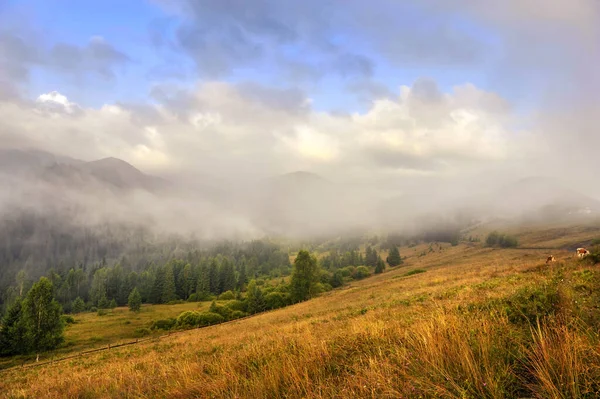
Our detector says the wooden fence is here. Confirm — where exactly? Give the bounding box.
[0,308,275,374]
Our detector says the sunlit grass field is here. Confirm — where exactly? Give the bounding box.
[1,226,600,398]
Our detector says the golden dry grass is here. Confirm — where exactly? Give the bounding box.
[1,232,599,398]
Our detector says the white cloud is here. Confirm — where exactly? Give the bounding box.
[0,80,529,183]
[36,91,80,115]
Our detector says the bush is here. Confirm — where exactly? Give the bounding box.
[505,284,560,325]
[90,306,98,312]
[264,292,287,310]
[209,301,233,320]
[196,312,225,327]
[97,309,107,316]
[151,318,177,331]
[486,231,518,248]
[404,269,427,276]
[353,266,371,280]
[177,311,201,328]
[340,266,355,277]
[134,328,151,338]
[187,293,199,302]
[224,300,247,313]
[230,310,247,319]
[61,315,76,324]
[218,290,236,300]
[167,299,185,305]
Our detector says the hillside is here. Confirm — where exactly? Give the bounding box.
[2,228,600,398]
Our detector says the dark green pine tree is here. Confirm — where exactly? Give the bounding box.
[208,258,219,294]
[0,299,28,356]
[290,250,320,303]
[219,259,236,293]
[161,263,177,303]
[22,277,64,360]
[365,246,378,267]
[71,297,86,314]
[246,280,266,314]
[128,288,142,312]
[375,256,385,274]
[237,262,248,291]
[386,246,402,267]
[196,263,211,300]
[150,266,165,304]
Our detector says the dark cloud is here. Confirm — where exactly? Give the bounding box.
[0,31,41,81]
[49,37,130,79]
[237,83,309,114]
[346,80,394,104]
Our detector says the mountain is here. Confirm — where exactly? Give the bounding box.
[0,148,82,175]
[0,148,167,193]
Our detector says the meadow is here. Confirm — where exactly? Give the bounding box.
[1,227,600,398]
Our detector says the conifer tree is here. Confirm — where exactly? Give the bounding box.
[0,299,27,356]
[22,277,64,360]
[162,264,177,303]
[71,297,86,314]
[246,280,266,314]
[375,256,385,274]
[386,246,402,267]
[290,250,320,302]
[128,288,142,312]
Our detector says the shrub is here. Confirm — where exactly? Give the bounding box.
[404,269,427,276]
[167,299,185,305]
[177,311,201,328]
[209,301,233,320]
[151,318,177,331]
[187,293,199,302]
[230,310,246,319]
[97,309,107,316]
[486,231,518,248]
[224,300,247,313]
[218,290,236,300]
[90,306,98,312]
[264,292,287,310]
[505,284,560,325]
[196,312,224,327]
[61,315,76,324]
[134,328,151,338]
[353,266,371,280]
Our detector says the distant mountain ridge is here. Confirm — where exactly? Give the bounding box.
[0,148,166,193]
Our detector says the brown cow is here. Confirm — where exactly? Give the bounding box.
[546,255,556,264]
[577,248,590,258]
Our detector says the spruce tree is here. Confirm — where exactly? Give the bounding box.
[237,262,248,291]
[386,246,402,267]
[150,266,165,304]
[128,288,142,312]
[196,263,211,300]
[0,299,27,356]
[162,264,177,303]
[290,250,320,302]
[246,280,266,314]
[22,277,64,360]
[71,297,85,313]
[375,256,385,274]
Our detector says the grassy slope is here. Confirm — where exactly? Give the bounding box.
[2,228,600,398]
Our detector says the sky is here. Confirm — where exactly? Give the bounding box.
[1,0,599,193]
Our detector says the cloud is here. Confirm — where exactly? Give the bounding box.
[49,36,131,79]
[0,79,524,186]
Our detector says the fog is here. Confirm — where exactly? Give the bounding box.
[1,0,599,244]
